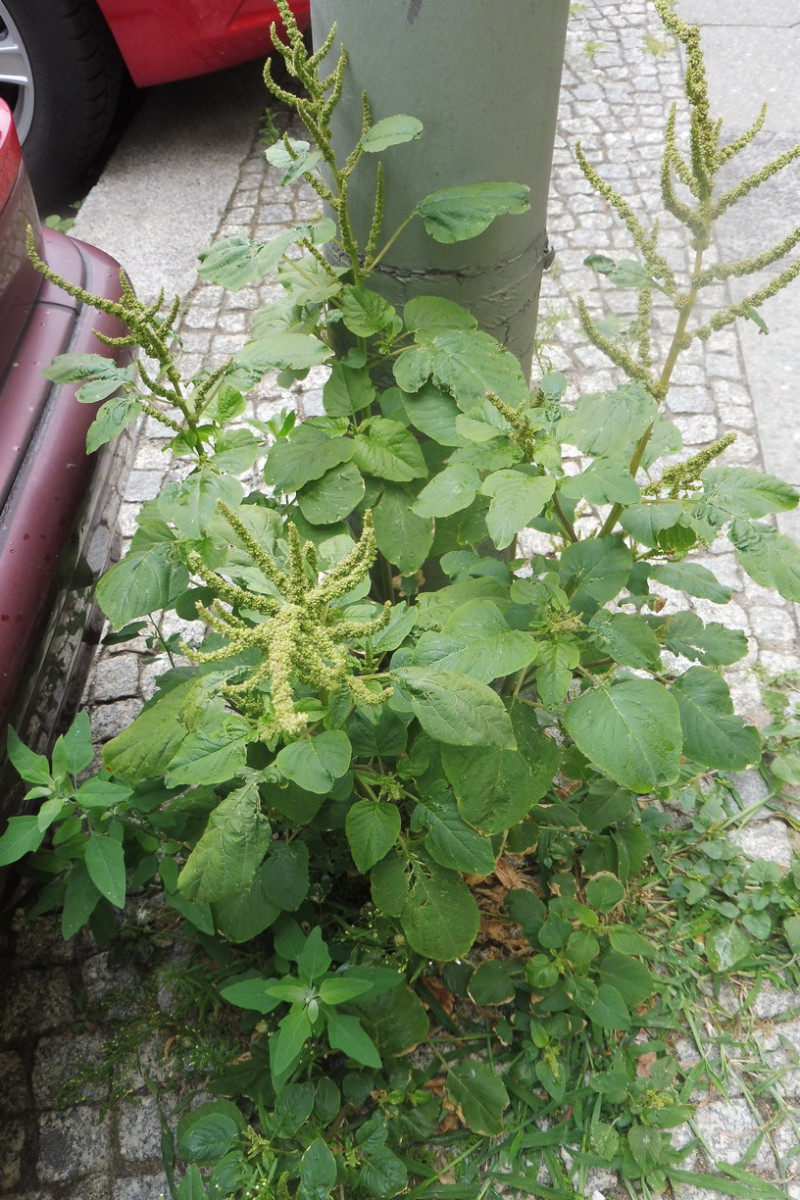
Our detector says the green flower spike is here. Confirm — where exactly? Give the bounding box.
[184,507,392,735]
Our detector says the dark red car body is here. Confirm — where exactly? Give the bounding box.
[0,99,133,789]
[96,0,312,88]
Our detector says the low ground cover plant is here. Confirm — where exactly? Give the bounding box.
[4,1,800,1196]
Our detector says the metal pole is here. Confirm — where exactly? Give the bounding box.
[310,0,569,380]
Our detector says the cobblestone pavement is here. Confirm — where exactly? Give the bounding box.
[2,1,800,1197]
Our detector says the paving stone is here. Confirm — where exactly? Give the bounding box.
[0,969,76,1041]
[0,1121,25,1189]
[114,1172,170,1200]
[32,1033,110,1108]
[0,1051,29,1114]
[118,1095,165,1163]
[38,1107,112,1182]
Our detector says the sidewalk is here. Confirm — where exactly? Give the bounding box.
[1,2,799,1196]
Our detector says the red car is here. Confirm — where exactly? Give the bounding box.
[0,97,134,800]
[0,0,311,204]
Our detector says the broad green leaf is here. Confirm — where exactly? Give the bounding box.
[564,679,682,792]
[373,485,433,573]
[265,139,325,185]
[96,544,189,627]
[272,1005,313,1082]
[62,863,101,939]
[442,702,559,834]
[412,785,496,875]
[235,330,332,373]
[627,1125,663,1170]
[177,1165,205,1200]
[585,983,630,1030]
[325,1011,381,1068]
[620,501,685,548]
[42,351,131,395]
[198,229,298,287]
[260,841,310,911]
[648,560,732,603]
[416,182,529,244]
[317,977,373,1004]
[340,287,396,338]
[346,800,402,873]
[468,959,519,1005]
[700,466,798,521]
[401,857,480,959]
[730,520,800,601]
[671,666,760,770]
[660,610,748,666]
[445,1061,509,1135]
[60,712,93,777]
[264,424,353,493]
[359,1146,408,1199]
[220,974,283,1015]
[86,395,143,452]
[6,727,52,787]
[0,815,46,865]
[558,382,657,459]
[158,468,242,540]
[585,872,625,914]
[404,297,477,335]
[177,783,271,903]
[533,637,581,709]
[297,925,332,982]
[398,382,470,445]
[560,458,641,505]
[705,923,751,973]
[412,463,480,518]
[413,628,536,685]
[323,363,376,416]
[165,715,250,787]
[275,731,352,794]
[356,983,429,1056]
[559,536,633,610]
[179,1113,240,1164]
[102,679,196,781]
[213,869,281,943]
[370,855,411,918]
[351,418,427,482]
[587,611,661,670]
[482,471,556,549]
[274,1083,316,1138]
[391,667,516,749]
[598,951,654,1007]
[298,1137,338,1200]
[394,327,529,410]
[361,114,423,152]
[297,460,365,525]
[85,835,126,909]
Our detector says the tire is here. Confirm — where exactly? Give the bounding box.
[0,0,124,206]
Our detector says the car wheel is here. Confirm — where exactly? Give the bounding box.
[0,0,124,205]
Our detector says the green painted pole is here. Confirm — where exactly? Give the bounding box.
[310,0,569,380]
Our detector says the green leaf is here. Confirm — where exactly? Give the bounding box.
[62,863,102,939]
[648,560,732,603]
[356,983,429,1056]
[401,857,480,960]
[340,286,396,338]
[442,703,559,835]
[660,610,748,666]
[404,297,478,335]
[260,841,310,911]
[272,1005,313,1083]
[179,1113,240,1164]
[264,425,353,493]
[413,785,496,875]
[468,959,519,1005]
[60,712,94,777]
[235,330,332,373]
[373,485,433,573]
[398,382,470,445]
[165,715,251,787]
[275,731,352,794]
[6,727,53,787]
[445,1061,509,1135]
[323,363,376,416]
[159,467,242,540]
[627,1124,662,1169]
[412,463,480,518]
[585,983,630,1030]
[359,1146,407,1199]
[177,783,271,904]
[588,611,661,670]
[351,418,427,482]
[346,800,401,873]
[560,458,641,505]
[298,1137,338,1200]
[391,667,516,749]
[730,520,800,601]
[297,460,365,525]
[220,974,283,1015]
[671,667,760,770]
[177,1165,206,1200]
[598,951,654,1007]
[585,872,625,914]
[532,637,581,709]
[394,328,529,411]
[265,139,325,185]
[564,679,682,792]
[85,835,126,909]
[705,923,751,973]
[213,869,281,943]
[620,502,685,548]
[558,382,657,459]
[298,925,332,981]
[482,471,556,549]
[42,352,134,401]
[326,1011,381,1068]
[0,815,46,865]
[370,855,411,918]
[416,182,529,244]
[97,544,189,627]
[784,915,800,956]
[700,466,798,521]
[559,536,633,609]
[317,976,373,1004]
[102,679,195,781]
[86,394,143,452]
[361,114,423,152]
